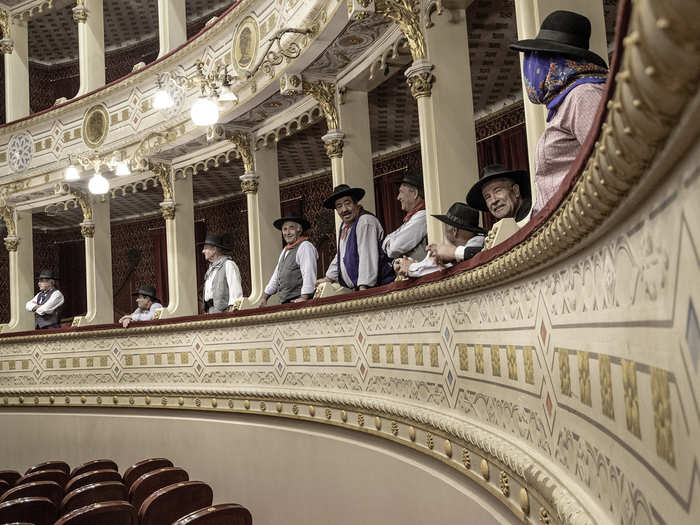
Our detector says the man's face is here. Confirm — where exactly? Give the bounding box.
[334,196,361,225]
[443,224,458,245]
[135,294,152,310]
[481,178,522,219]
[282,221,302,245]
[202,244,218,262]
[397,183,419,212]
[38,279,50,291]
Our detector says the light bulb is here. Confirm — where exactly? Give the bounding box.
[88,172,110,195]
[115,161,131,176]
[191,96,219,126]
[153,89,174,110]
[65,165,81,181]
[218,85,238,102]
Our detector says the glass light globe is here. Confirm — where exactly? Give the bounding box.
[153,89,174,110]
[218,85,238,102]
[65,165,81,181]
[115,161,131,176]
[191,96,219,126]
[88,172,110,195]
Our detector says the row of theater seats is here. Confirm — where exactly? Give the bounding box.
[0,458,251,524]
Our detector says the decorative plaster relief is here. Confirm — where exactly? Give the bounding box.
[7,132,34,173]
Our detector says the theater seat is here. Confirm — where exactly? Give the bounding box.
[0,471,21,486]
[138,481,213,525]
[122,458,173,489]
[64,469,122,494]
[129,466,189,513]
[54,500,137,525]
[0,481,63,506]
[174,503,253,525]
[69,459,118,478]
[0,479,9,495]
[15,469,68,488]
[25,461,70,476]
[60,481,128,515]
[0,496,57,525]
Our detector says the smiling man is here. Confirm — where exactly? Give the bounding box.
[201,233,243,313]
[466,164,532,224]
[382,171,427,263]
[259,214,318,306]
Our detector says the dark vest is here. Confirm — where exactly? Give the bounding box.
[277,244,305,303]
[337,211,395,289]
[35,288,60,329]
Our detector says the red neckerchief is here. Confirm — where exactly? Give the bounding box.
[284,237,309,251]
[403,200,425,223]
[340,207,365,240]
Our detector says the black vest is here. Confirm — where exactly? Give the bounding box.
[35,288,61,329]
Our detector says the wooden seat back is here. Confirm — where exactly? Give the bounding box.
[174,503,253,525]
[122,458,173,489]
[25,461,70,476]
[54,500,137,525]
[64,469,121,494]
[15,469,68,488]
[0,496,57,525]
[138,481,213,525]
[0,479,9,495]
[0,481,63,505]
[129,466,188,512]
[69,459,118,478]
[60,481,128,515]
[0,470,21,486]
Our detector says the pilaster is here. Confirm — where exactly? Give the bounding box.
[0,209,34,333]
[75,0,105,96]
[157,0,187,59]
[2,16,29,122]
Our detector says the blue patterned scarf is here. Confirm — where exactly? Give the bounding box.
[523,52,608,122]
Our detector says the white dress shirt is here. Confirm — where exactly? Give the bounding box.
[408,235,485,277]
[203,259,243,305]
[130,302,163,321]
[382,210,427,259]
[25,289,65,315]
[264,241,318,297]
[326,214,384,288]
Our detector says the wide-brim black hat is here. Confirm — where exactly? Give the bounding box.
[273,215,311,231]
[510,10,607,68]
[466,164,530,213]
[432,203,486,235]
[132,285,160,303]
[37,269,57,280]
[397,171,423,190]
[323,184,365,209]
[203,233,229,250]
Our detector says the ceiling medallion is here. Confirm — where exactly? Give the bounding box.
[81,104,110,149]
[232,16,260,75]
[7,131,34,173]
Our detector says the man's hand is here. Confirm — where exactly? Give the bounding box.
[292,296,308,303]
[315,277,331,286]
[395,257,415,278]
[228,305,236,312]
[31,305,38,312]
[427,242,457,264]
[120,316,132,328]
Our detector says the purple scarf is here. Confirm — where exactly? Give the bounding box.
[523,52,607,122]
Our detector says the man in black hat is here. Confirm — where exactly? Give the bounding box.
[510,10,608,214]
[316,184,394,290]
[259,214,318,306]
[395,203,486,278]
[25,269,64,330]
[382,171,427,262]
[201,233,243,313]
[466,163,531,224]
[118,285,163,328]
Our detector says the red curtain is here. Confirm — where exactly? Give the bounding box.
[150,227,169,307]
[374,168,406,236]
[58,239,87,321]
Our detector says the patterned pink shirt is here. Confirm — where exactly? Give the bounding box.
[532,83,605,214]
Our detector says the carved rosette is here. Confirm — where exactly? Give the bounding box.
[3,236,18,252]
[80,222,95,238]
[240,174,259,195]
[405,59,435,99]
[322,129,345,159]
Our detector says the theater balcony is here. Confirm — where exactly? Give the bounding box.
[0,0,698,524]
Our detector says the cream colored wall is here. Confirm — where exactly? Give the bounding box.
[0,409,517,525]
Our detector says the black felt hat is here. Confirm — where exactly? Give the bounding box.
[398,171,423,190]
[466,164,530,213]
[510,10,607,68]
[432,203,486,235]
[37,269,58,280]
[203,233,229,250]
[132,285,160,303]
[273,214,311,231]
[323,184,366,209]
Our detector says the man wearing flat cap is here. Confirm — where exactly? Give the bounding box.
[396,203,486,278]
[259,214,318,306]
[25,269,64,330]
[201,233,243,313]
[118,285,163,328]
[382,171,428,263]
[466,163,532,225]
[316,184,394,290]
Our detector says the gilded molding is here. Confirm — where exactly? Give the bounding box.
[0,205,17,239]
[72,0,87,23]
[80,223,95,238]
[0,9,12,54]
[369,34,409,81]
[226,131,255,174]
[240,176,259,195]
[71,190,93,223]
[255,106,323,150]
[302,80,340,131]
[323,138,343,159]
[374,0,426,61]
[650,367,675,466]
[149,162,174,202]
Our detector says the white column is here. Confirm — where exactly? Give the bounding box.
[241,144,281,306]
[410,8,479,244]
[74,0,105,96]
[74,196,113,326]
[514,0,608,198]
[2,18,30,122]
[157,0,187,58]
[160,174,198,318]
[0,210,34,333]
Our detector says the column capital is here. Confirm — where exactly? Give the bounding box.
[0,9,13,54]
[322,129,345,159]
[405,59,435,99]
[80,221,95,238]
[0,205,17,239]
[3,236,18,252]
[73,1,88,23]
[240,172,259,194]
[160,201,176,220]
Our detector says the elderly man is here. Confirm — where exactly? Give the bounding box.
[260,214,318,305]
[201,233,243,313]
[316,184,394,290]
[119,285,163,328]
[382,171,427,261]
[395,203,486,277]
[466,164,531,224]
[25,269,64,330]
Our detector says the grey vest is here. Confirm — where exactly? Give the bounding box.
[35,288,60,329]
[277,245,304,303]
[206,256,232,313]
[406,235,428,262]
